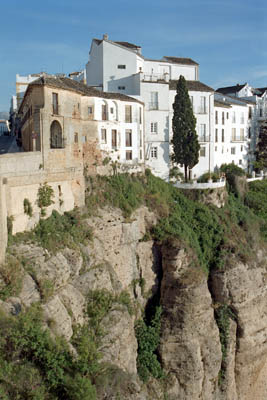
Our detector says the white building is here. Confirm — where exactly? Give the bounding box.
[85,34,214,179]
[214,93,251,171]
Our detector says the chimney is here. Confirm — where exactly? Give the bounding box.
[103,34,108,40]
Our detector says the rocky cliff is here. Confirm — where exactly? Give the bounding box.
[0,173,267,400]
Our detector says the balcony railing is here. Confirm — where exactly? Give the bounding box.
[149,102,159,110]
[198,136,210,142]
[231,135,245,142]
[142,73,169,82]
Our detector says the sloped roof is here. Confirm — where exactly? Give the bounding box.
[255,87,267,96]
[114,41,141,49]
[163,56,199,66]
[25,76,143,104]
[216,83,247,94]
[169,80,214,92]
[214,100,232,108]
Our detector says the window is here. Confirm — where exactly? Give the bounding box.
[215,129,218,142]
[240,128,244,140]
[239,159,242,165]
[200,96,206,113]
[150,92,158,110]
[199,124,207,141]
[241,112,244,124]
[222,112,225,125]
[140,130,142,146]
[151,147,158,159]
[227,112,229,119]
[151,122,158,134]
[74,132,79,143]
[82,135,87,143]
[231,147,236,155]
[112,130,117,149]
[190,96,194,110]
[232,111,236,123]
[102,104,107,120]
[232,128,236,141]
[140,149,142,159]
[215,146,217,152]
[222,129,225,142]
[50,120,63,148]
[248,107,252,119]
[118,65,126,69]
[52,93,59,114]
[101,128,107,143]
[139,107,142,124]
[215,111,218,124]
[118,86,125,90]
[88,106,93,115]
[260,108,263,117]
[110,107,114,114]
[125,105,132,123]
[126,150,132,160]
[125,129,132,147]
[200,146,206,157]
[248,127,251,138]
[241,145,243,152]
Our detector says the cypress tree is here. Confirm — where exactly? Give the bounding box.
[171,75,200,181]
[255,123,267,171]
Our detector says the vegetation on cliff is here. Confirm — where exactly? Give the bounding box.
[1,170,267,398]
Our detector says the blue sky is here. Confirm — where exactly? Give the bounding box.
[0,0,266,111]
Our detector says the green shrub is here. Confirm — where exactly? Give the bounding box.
[23,198,33,217]
[135,306,164,382]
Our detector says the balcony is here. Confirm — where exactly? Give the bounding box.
[198,136,210,142]
[141,72,170,82]
[196,107,207,115]
[148,102,159,110]
[231,135,245,142]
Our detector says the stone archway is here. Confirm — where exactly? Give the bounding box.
[50,120,63,148]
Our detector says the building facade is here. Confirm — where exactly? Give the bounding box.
[85,34,215,179]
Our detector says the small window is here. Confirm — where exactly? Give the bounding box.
[126,150,132,160]
[125,105,132,123]
[151,122,158,134]
[140,130,142,147]
[52,93,59,114]
[215,146,217,152]
[222,112,225,125]
[200,146,206,157]
[140,149,142,159]
[101,129,107,143]
[125,129,132,147]
[74,132,79,143]
[227,112,229,119]
[118,86,126,90]
[248,127,251,138]
[239,159,242,165]
[88,106,93,115]
[118,65,126,69]
[248,107,252,119]
[231,147,236,155]
[82,135,87,143]
[151,147,158,159]
[215,129,218,142]
[110,107,114,114]
[139,107,142,124]
[102,104,107,120]
[241,145,243,151]
[222,129,225,142]
[215,110,218,124]
[112,130,117,149]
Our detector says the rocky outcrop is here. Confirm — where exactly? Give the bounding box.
[159,241,222,399]
[1,205,267,400]
[211,250,267,400]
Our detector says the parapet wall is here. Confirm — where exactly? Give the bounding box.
[0,152,85,264]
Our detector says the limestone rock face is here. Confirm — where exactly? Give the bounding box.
[101,306,138,375]
[211,252,267,400]
[42,295,73,340]
[159,241,222,400]
[19,273,41,307]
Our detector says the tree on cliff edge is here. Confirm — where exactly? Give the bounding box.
[254,124,267,171]
[171,75,200,182]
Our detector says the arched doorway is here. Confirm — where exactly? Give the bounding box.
[50,120,63,148]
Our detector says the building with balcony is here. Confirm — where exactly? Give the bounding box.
[18,75,144,171]
[85,34,214,179]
